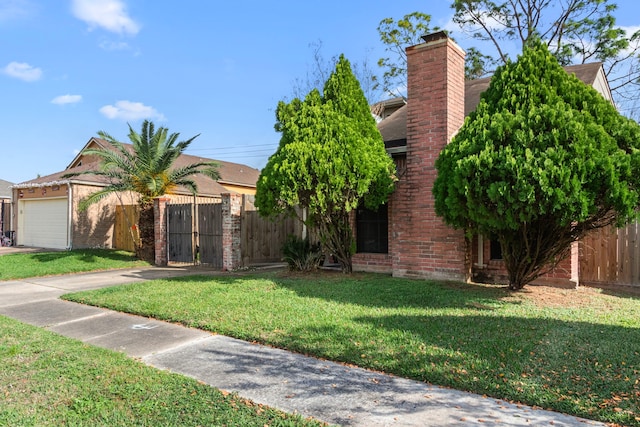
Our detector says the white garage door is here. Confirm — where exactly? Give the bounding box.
[20,198,69,249]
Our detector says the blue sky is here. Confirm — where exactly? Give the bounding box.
[2,0,639,184]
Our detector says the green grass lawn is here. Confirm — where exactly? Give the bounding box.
[0,315,325,426]
[0,249,149,280]
[63,271,640,426]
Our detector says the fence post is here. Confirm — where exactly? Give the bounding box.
[222,193,242,270]
[154,197,170,266]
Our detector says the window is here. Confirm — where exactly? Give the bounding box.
[490,236,503,260]
[356,204,388,253]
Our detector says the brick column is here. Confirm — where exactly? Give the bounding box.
[221,193,242,271]
[154,197,170,266]
[391,32,469,281]
[570,241,580,287]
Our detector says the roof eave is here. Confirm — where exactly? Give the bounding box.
[217,180,257,188]
[11,178,109,190]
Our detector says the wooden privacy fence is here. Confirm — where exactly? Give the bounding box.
[241,195,303,265]
[114,205,139,252]
[160,194,302,268]
[580,220,640,287]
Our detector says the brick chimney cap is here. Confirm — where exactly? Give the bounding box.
[421,31,449,44]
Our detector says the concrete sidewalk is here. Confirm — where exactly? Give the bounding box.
[0,267,607,426]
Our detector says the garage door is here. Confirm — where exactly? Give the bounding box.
[20,198,69,249]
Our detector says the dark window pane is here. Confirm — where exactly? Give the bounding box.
[356,204,388,254]
[490,237,502,260]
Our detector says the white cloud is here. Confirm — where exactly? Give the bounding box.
[621,25,640,38]
[0,0,33,22]
[608,26,640,61]
[98,39,141,56]
[51,94,82,105]
[71,0,140,35]
[3,61,42,81]
[99,39,130,51]
[99,100,166,121]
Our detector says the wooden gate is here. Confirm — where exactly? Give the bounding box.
[166,199,223,266]
[114,205,139,252]
[198,203,223,267]
[580,221,640,287]
[165,195,300,268]
[167,203,194,263]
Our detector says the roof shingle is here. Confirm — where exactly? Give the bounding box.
[15,139,260,197]
[379,62,605,146]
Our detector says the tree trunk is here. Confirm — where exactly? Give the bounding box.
[500,218,577,290]
[317,212,354,274]
[137,201,155,264]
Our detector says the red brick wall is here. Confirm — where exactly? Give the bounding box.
[390,33,468,281]
[222,193,242,271]
[352,252,392,273]
[153,197,170,266]
[471,235,578,288]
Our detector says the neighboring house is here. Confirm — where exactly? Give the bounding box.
[11,137,260,250]
[354,31,613,287]
[0,178,13,241]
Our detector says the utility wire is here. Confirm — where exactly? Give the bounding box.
[187,143,278,152]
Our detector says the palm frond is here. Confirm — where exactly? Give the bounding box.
[71,120,221,206]
[97,130,117,142]
[172,178,198,195]
[171,162,220,182]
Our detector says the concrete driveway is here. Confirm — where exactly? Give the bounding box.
[0,245,52,255]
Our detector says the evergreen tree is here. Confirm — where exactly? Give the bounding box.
[256,55,396,273]
[434,39,640,290]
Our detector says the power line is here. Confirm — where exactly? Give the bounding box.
[188,149,276,158]
[187,143,278,152]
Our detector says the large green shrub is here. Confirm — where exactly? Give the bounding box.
[434,39,640,290]
[256,55,396,273]
[282,235,323,272]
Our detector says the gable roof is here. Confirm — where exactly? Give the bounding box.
[378,62,608,148]
[14,137,260,196]
[0,179,13,199]
[464,62,607,116]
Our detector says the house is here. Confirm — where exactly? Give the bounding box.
[10,137,260,250]
[353,31,613,287]
[0,178,13,243]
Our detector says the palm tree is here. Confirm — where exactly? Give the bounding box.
[64,120,220,262]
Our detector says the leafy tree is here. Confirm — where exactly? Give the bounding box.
[433,39,640,290]
[375,12,438,97]
[376,12,497,84]
[63,120,220,263]
[256,55,396,273]
[377,1,640,117]
[463,47,500,79]
[451,0,630,65]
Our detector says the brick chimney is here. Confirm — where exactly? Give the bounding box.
[391,31,468,281]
